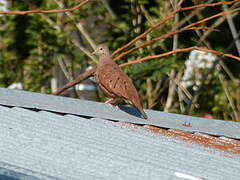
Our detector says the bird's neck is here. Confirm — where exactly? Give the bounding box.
[98,54,113,66]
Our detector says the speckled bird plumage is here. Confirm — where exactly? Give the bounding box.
[94,44,147,119]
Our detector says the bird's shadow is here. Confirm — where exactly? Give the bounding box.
[118,105,142,119]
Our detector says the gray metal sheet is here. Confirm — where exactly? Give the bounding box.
[0,88,240,139]
[0,106,239,180]
[0,162,60,180]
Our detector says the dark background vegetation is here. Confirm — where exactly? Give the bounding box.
[0,0,240,121]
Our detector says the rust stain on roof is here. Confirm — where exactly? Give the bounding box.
[118,122,240,154]
[145,125,240,154]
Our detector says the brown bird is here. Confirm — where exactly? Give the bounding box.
[93,44,148,119]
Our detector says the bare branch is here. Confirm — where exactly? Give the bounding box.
[219,74,239,120]
[164,70,176,112]
[114,27,213,61]
[180,0,240,11]
[53,68,96,95]
[177,0,185,7]
[71,40,98,63]
[100,0,117,19]
[184,8,240,29]
[164,0,179,112]
[57,56,73,82]
[199,2,240,43]
[223,3,240,55]
[120,47,240,67]
[0,0,92,15]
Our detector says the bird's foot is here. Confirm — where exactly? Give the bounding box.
[105,98,115,104]
[105,98,119,111]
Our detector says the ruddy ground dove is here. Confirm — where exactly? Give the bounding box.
[93,44,148,119]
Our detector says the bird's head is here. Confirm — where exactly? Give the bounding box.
[92,44,110,56]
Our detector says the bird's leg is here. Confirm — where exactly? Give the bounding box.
[105,98,119,111]
[105,98,116,105]
[104,98,114,104]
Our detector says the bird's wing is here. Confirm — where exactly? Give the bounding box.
[96,63,138,101]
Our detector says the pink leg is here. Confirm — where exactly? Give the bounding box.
[104,98,118,110]
[105,98,115,104]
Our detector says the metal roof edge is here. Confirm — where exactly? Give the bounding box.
[0,87,239,139]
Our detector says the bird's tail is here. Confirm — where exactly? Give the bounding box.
[139,109,148,119]
[131,98,148,119]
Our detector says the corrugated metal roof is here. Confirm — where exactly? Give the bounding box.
[0,88,240,139]
[0,105,239,180]
[0,88,240,179]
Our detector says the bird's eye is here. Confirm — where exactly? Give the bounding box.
[100,48,103,50]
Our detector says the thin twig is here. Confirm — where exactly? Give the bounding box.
[53,68,96,95]
[223,3,240,55]
[140,5,155,25]
[164,70,176,112]
[119,47,240,67]
[164,0,179,112]
[0,0,92,15]
[114,26,212,61]
[237,80,240,116]
[184,8,240,29]
[180,0,240,11]
[177,0,185,7]
[219,60,236,83]
[199,2,239,44]
[219,74,239,120]
[39,13,61,30]
[169,75,193,100]
[146,78,153,108]
[57,56,73,82]
[75,22,97,49]
[100,0,117,19]
[71,40,98,63]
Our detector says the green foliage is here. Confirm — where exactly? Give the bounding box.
[0,0,240,121]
